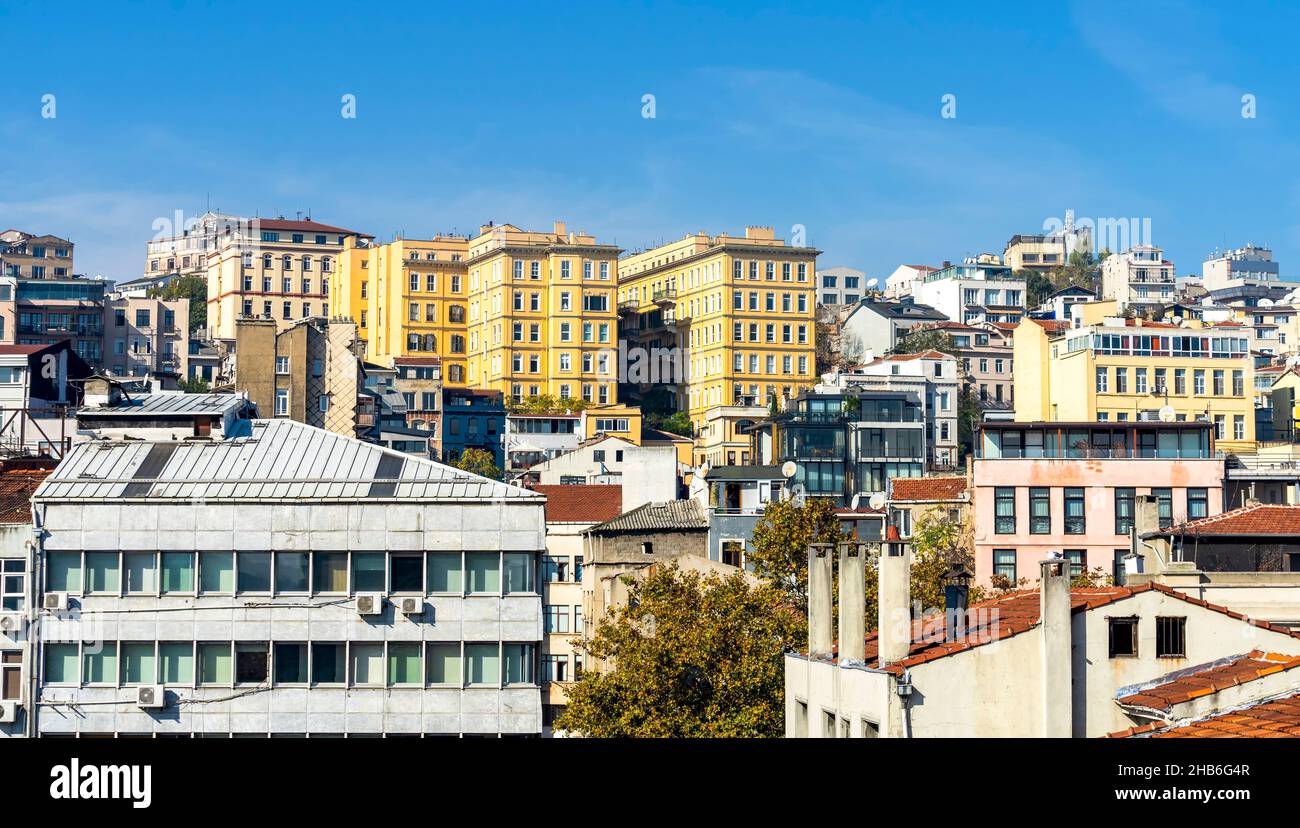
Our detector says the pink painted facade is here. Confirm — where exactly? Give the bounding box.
[972,456,1225,587]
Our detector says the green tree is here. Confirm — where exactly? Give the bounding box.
[453,447,502,481]
[556,564,802,737]
[504,394,590,414]
[656,410,693,437]
[956,388,982,461]
[891,327,954,356]
[148,273,208,331]
[749,498,847,615]
[178,376,210,394]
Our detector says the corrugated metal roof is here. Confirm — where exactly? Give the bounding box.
[79,392,249,417]
[34,418,540,503]
[585,499,707,534]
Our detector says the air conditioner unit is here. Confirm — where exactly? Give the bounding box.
[0,701,17,724]
[355,593,384,616]
[43,593,68,612]
[136,685,165,710]
[0,614,21,635]
[396,596,422,616]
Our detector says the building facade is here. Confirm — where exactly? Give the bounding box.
[1101,245,1175,310]
[1014,306,1257,453]
[30,416,546,737]
[617,226,819,431]
[972,421,1224,586]
[103,294,189,379]
[914,256,1026,326]
[205,217,371,341]
[1,231,73,281]
[816,266,866,306]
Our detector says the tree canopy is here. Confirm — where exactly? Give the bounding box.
[892,327,954,356]
[147,273,208,331]
[555,564,802,737]
[453,447,502,481]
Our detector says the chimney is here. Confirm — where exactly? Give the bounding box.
[943,560,973,643]
[1133,493,1163,575]
[807,543,834,659]
[554,220,567,237]
[838,542,867,663]
[876,533,912,665]
[1039,555,1073,738]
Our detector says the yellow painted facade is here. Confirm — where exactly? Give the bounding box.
[616,226,819,437]
[464,222,621,403]
[1014,311,1257,453]
[331,236,471,384]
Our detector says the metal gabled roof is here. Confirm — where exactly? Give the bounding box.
[34,418,540,504]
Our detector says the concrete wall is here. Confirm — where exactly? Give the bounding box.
[32,499,545,736]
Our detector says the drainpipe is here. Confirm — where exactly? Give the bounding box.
[24,506,43,739]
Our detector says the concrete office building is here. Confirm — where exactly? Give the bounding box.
[30,415,546,737]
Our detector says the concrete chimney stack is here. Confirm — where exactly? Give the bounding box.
[1039,555,1073,738]
[1133,493,1162,575]
[876,537,912,665]
[838,542,867,663]
[807,543,834,659]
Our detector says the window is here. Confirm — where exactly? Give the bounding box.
[390,554,423,593]
[503,553,534,593]
[311,643,346,685]
[45,643,79,684]
[85,552,120,594]
[275,552,309,593]
[466,552,500,594]
[350,643,383,686]
[1064,488,1085,535]
[274,389,288,416]
[124,552,156,594]
[1063,549,1086,578]
[1095,367,1108,393]
[1029,488,1050,534]
[1108,617,1138,658]
[465,644,500,686]
[351,553,385,592]
[1152,487,1173,529]
[1156,617,1186,658]
[427,643,461,686]
[235,643,269,684]
[388,642,422,686]
[274,643,308,684]
[1187,488,1209,520]
[83,644,118,684]
[47,551,81,593]
[160,643,194,684]
[313,553,348,593]
[1115,488,1135,536]
[994,487,1015,533]
[199,552,234,594]
[237,552,271,593]
[992,549,1016,582]
[199,643,232,685]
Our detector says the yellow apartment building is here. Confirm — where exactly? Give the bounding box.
[205,218,371,341]
[332,235,471,385]
[1014,301,1256,453]
[463,221,622,403]
[616,226,820,446]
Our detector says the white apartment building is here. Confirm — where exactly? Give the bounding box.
[883,264,937,300]
[1101,245,1174,310]
[29,416,546,737]
[913,257,1026,326]
[1202,244,1281,292]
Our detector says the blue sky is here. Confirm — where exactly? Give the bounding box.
[4,0,1300,281]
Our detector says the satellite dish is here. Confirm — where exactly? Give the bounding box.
[868,492,886,510]
[866,278,879,289]
[1201,297,1215,307]
[1158,405,1177,423]
[780,460,798,478]
[1260,298,1275,307]
[698,462,711,479]
[850,493,862,511]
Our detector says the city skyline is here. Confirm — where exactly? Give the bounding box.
[4,0,1300,280]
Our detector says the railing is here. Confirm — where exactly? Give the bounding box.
[978,447,1223,460]
[652,289,677,302]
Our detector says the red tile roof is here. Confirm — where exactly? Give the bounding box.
[252,218,370,237]
[1111,694,1300,738]
[393,356,442,365]
[533,484,623,524]
[1150,504,1300,538]
[1116,651,1300,713]
[0,465,54,523]
[890,475,968,502]
[1029,319,1070,334]
[841,583,1300,675]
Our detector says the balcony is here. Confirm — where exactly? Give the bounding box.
[652,289,677,305]
[618,299,639,313]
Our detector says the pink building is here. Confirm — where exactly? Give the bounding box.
[972,421,1224,587]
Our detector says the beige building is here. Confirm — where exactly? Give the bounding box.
[227,316,365,436]
[786,544,1300,738]
[1,230,73,280]
[205,217,371,341]
[144,211,242,281]
[102,294,189,379]
[531,484,624,730]
[1101,245,1175,310]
